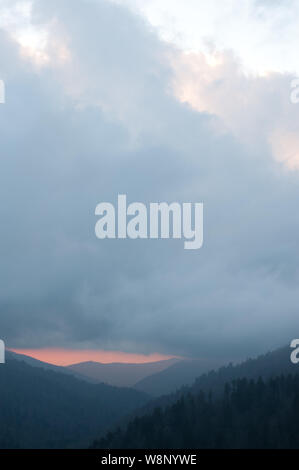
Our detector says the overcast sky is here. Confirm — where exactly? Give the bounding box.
[0,0,299,361]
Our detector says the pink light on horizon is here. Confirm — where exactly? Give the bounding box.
[9,348,177,366]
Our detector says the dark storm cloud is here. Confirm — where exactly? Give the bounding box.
[0,0,298,359]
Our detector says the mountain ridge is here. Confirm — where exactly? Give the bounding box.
[66,358,180,387]
[93,344,298,442]
[0,355,149,448]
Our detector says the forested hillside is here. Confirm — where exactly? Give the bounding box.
[122,346,296,424]
[0,358,149,448]
[94,374,299,449]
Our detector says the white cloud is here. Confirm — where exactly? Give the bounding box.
[171,49,299,169]
[108,0,299,75]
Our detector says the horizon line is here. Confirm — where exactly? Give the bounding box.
[9,348,180,367]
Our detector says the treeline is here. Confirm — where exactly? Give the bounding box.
[191,346,298,397]
[93,374,299,449]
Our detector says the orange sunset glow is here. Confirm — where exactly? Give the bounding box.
[9,348,176,366]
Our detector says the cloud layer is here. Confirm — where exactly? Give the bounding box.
[0,0,299,360]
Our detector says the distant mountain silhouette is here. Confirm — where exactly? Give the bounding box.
[66,358,180,387]
[7,350,67,372]
[134,358,225,396]
[0,355,149,449]
[6,350,93,382]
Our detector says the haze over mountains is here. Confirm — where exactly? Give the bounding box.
[66,358,179,387]
[9,350,225,393]
[8,347,296,400]
[1,345,298,449]
[134,358,225,396]
[93,345,299,449]
[119,345,299,423]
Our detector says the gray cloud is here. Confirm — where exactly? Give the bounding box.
[0,0,298,360]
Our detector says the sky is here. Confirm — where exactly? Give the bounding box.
[109,0,299,75]
[0,0,299,364]
[9,348,174,365]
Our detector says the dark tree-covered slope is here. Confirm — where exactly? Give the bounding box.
[0,357,149,449]
[93,374,299,449]
[131,345,298,417]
